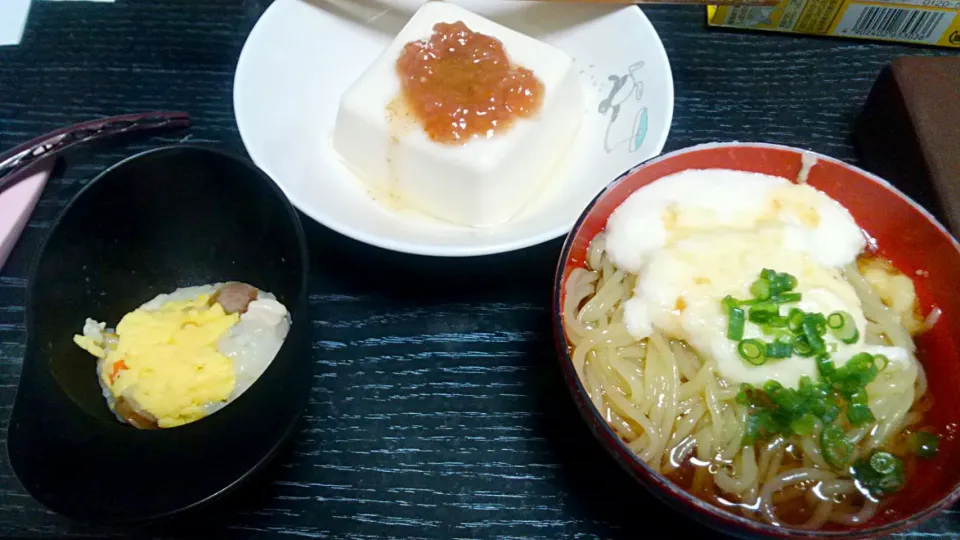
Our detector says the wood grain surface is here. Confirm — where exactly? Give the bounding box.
[0,1,957,538]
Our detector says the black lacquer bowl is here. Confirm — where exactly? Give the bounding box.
[7,146,310,523]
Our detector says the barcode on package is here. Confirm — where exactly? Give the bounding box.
[834,4,955,43]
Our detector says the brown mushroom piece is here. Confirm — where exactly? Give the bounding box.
[210,282,259,314]
[115,397,159,430]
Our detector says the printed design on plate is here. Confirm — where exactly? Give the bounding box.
[597,61,648,154]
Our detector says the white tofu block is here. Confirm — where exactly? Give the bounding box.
[332,1,585,227]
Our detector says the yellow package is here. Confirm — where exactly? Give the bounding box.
[708,0,960,48]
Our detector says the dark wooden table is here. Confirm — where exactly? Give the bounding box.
[0,1,957,538]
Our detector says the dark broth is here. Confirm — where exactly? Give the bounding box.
[662,435,928,529]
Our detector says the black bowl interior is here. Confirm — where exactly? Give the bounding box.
[7,146,310,523]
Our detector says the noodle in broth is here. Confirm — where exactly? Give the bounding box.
[564,233,931,529]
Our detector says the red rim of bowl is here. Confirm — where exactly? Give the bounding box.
[551,142,960,539]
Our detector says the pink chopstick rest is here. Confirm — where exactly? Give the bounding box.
[0,163,52,271]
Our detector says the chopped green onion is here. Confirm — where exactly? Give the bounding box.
[849,390,868,404]
[798,374,841,422]
[847,352,874,368]
[802,315,826,353]
[847,403,876,426]
[739,372,867,444]
[738,339,767,365]
[727,306,745,341]
[742,414,760,445]
[807,312,828,334]
[767,272,798,297]
[770,316,789,327]
[760,324,791,337]
[796,378,839,422]
[853,452,905,497]
[756,410,781,433]
[725,269,890,449]
[870,452,898,475]
[768,274,784,295]
[787,308,805,334]
[763,380,783,394]
[822,404,841,424]
[749,303,779,324]
[827,311,859,344]
[816,354,836,379]
[827,311,843,330]
[909,431,940,459]
[771,292,802,304]
[797,375,824,399]
[793,336,815,357]
[830,353,880,397]
[821,425,855,468]
[780,273,798,290]
[766,340,793,358]
[826,312,844,329]
[791,413,818,436]
[750,278,771,300]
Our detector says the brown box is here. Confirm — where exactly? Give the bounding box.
[855,57,960,231]
[708,1,960,48]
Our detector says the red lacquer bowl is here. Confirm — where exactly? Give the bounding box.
[552,142,960,539]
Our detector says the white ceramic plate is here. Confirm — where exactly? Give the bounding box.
[234,0,673,256]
